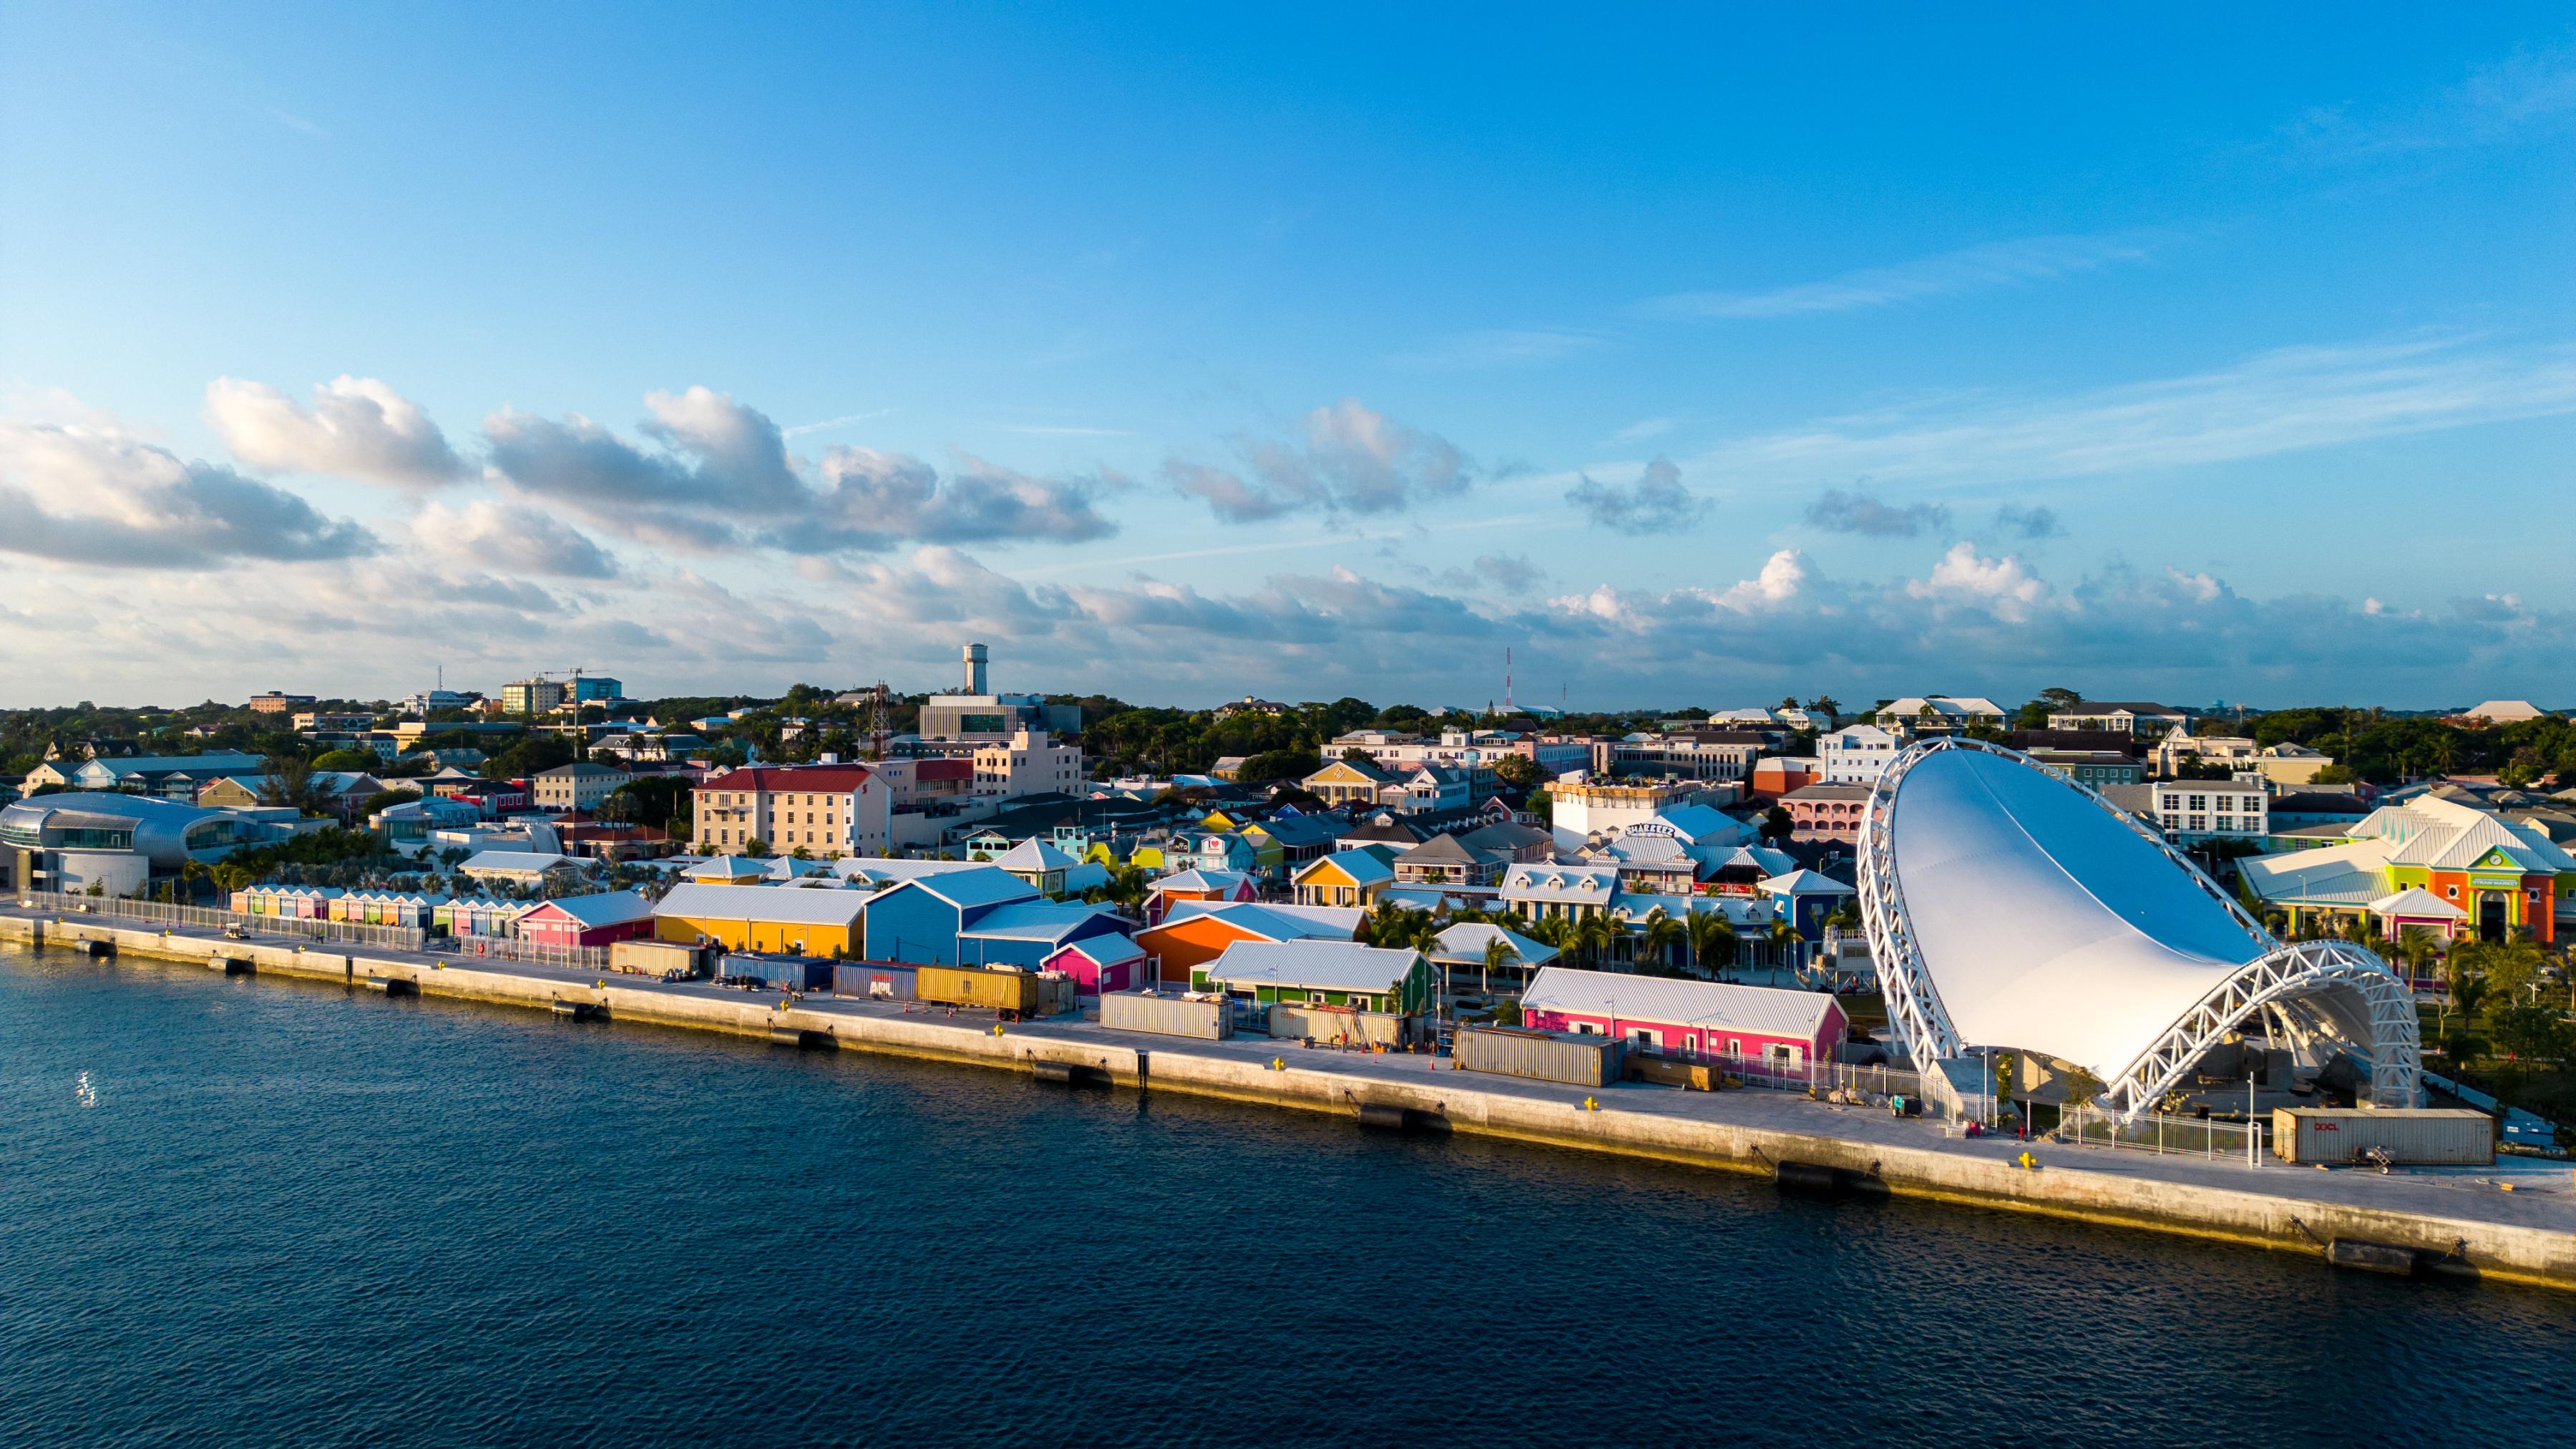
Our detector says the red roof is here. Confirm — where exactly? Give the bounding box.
[914,758,972,781]
[698,764,877,793]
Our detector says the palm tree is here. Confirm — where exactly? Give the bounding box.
[1573,912,1619,970]
[1525,914,1574,952]
[1639,908,1687,977]
[1480,935,1521,997]
[1765,919,1802,985]
[1687,912,1738,977]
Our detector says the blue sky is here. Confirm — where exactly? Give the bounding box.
[4,4,2573,709]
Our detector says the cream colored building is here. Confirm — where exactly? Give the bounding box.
[971,729,1083,801]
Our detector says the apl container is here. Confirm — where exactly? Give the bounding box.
[1456,1025,1624,1087]
[1098,990,1232,1040]
[2272,1107,2494,1166]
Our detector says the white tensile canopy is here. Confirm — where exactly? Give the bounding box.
[1858,740,2419,1117]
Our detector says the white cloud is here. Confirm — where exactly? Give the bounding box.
[206,376,469,489]
[1387,328,1604,369]
[1638,232,2166,320]
[1168,399,1474,522]
[1697,334,2576,488]
[1566,458,1707,535]
[413,500,620,579]
[0,415,376,570]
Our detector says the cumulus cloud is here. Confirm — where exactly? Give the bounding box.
[810,448,1113,550]
[0,419,376,570]
[1639,233,2165,320]
[484,387,1113,553]
[1994,504,2067,540]
[1804,487,1949,538]
[413,500,620,579]
[1566,458,1707,535]
[1439,553,1546,594]
[207,376,469,488]
[1167,399,1474,522]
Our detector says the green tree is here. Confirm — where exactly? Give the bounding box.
[743,836,770,857]
[257,753,323,815]
[1687,912,1738,974]
[1638,908,1687,976]
[311,747,381,772]
[1491,754,1543,791]
[1760,806,1795,844]
[1480,935,1521,995]
[2490,1004,2570,1064]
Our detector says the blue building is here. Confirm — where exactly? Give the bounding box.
[956,900,1130,968]
[861,867,1041,966]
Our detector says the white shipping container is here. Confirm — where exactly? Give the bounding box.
[1098,990,1231,1040]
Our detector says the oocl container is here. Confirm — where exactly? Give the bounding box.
[1098,990,1231,1040]
[2271,1106,2494,1166]
[1456,1025,1624,1087]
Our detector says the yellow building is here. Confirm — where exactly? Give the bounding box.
[651,882,866,956]
[1293,849,1395,908]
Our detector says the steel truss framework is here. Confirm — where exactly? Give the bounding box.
[1853,737,2419,1121]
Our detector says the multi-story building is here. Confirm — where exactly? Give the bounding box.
[2145,779,2268,843]
[970,730,1083,801]
[691,763,892,857]
[1781,781,1873,843]
[248,691,316,714]
[1588,731,1761,784]
[1818,725,1900,784]
[2045,701,2194,736]
[502,678,569,715]
[2026,749,2142,789]
[569,675,623,703]
[532,761,633,812]
[1547,778,1713,851]
[915,643,1082,741]
[399,689,476,718]
[1870,696,2006,736]
[291,711,377,733]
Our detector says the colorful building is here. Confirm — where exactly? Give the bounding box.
[1041,935,1151,997]
[2239,794,2574,945]
[1519,966,1846,1068]
[1292,849,1394,909]
[1133,900,1362,987]
[653,882,869,956]
[516,890,658,950]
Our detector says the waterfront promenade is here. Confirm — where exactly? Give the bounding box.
[9,903,2572,1290]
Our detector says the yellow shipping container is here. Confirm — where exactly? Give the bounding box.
[917,965,1044,1013]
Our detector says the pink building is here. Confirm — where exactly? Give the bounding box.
[1041,936,1148,997]
[1518,966,1846,1070]
[1782,781,1872,842]
[514,891,657,950]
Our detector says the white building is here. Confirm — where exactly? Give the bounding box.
[2147,779,2268,843]
[1872,696,2007,735]
[1818,724,1901,784]
[972,730,1083,801]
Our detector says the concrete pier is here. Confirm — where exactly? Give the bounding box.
[8,908,2572,1291]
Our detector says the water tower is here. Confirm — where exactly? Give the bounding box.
[962,642,990,694]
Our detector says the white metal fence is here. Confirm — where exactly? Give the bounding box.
[2057,1101,2268,1166]
[1638,1044,1939,1109]
[17,890,428,952]
[426,935,612,973]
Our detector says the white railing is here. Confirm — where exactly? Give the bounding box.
[425,935,612,972]
[2057,1101,2268,1166]
[18,890,428,952]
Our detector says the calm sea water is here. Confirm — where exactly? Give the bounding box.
[3,944,2570,1449]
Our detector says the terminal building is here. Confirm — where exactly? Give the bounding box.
[1856,739,2419,1122]
[0,791,251,895]
[914,643,1082,742]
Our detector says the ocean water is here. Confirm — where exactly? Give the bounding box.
[2,943,2570,1448]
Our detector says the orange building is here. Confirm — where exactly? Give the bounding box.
[1132,901,1359,986]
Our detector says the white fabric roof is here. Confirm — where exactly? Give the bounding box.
[1886,748,2266,1078]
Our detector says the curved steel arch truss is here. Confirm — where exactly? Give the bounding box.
[1855,736,2420,1121]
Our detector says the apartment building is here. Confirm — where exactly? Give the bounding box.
[693,763,892,856]
[971,730,1083,801]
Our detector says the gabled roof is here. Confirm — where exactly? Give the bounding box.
[1153,899,1358,943]
[1500,863,1620,904]
[1523,966,1838,1038]
[1299,849,1394,887]
[902,867,1043,912]
[521,890,656,927]
[1652,804,1742,844]
[1206,940,1420,993]
[1048,934,1146,967]
[654,882,869,926]
[688,854,772,879]
[1758,869,1855,897]
[1148,868,1252,896]
[1399,833,1483,866]
[1701,844,1798,876]
[1427,923,1558,967]
[994,837,1078,872]
[2238,838,2392,907]
[2368,887,2466,922]
[958,901,1123,943]
[1306,758,1395,784]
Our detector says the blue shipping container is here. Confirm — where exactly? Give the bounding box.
[731,953,834,990]
[831,962,918,1000]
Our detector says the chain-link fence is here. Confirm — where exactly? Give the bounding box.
[2057,1101,2267,1166]
[424,935,611,973]
[18,890,427,952]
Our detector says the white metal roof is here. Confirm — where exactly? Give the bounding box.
[1521,966,1836,1038]
[1427,923,1558,967]
[1881,745,2268,1078]
[653,882,867,926]
[1207,940,1420,992]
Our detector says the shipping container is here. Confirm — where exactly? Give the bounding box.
[726,952,836,991]
[2272,1106,2493,1166]
[917,964,1044,1013]
[610,939,706,977]
[1457,1025,1624,1087]
[1269,1002,1409,1048]
[1099,990,1232,1040]
[831,961,919,1000]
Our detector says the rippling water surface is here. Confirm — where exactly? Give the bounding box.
[3,944,2570,1448]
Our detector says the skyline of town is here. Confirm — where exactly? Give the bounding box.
[6,10,2575,706]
